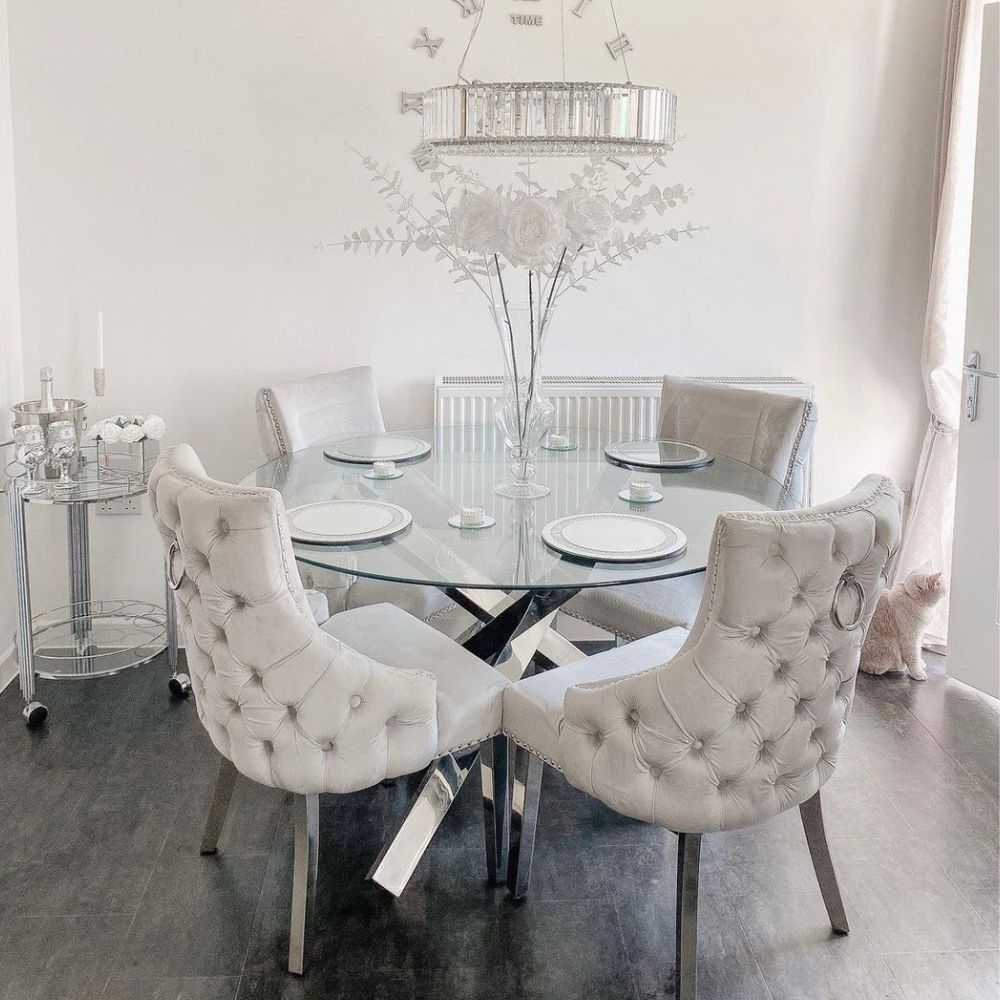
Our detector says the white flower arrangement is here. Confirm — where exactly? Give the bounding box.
[85,414,166,444]
[325,149,704,300]
[325,149,704,494]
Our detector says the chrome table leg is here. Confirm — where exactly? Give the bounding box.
[288,792,320,975]
[506,746,544,900]
[8,480,44,726]
[480,734,510,885]
[368,752,472,897]
[368,588,580,897]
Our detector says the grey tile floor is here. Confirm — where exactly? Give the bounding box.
[0,651,996,1000]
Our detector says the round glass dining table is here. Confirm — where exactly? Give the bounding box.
[241,424,793,594]
[241,425,794,897]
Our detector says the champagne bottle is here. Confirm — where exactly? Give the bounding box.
[39,366,55,413]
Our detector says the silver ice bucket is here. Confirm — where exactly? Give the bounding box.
[11,398,88,478]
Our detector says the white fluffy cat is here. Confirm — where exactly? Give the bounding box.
[859,570,946,681]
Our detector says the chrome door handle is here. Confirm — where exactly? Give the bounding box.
[964,351,998,422]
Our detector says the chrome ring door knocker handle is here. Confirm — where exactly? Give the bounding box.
[166,540,186,591]
[831,569,865,631]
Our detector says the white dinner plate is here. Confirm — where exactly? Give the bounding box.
[324,434,431,465]
[542,513,687,563]
[604,439,713,471]
[286,500,412,545]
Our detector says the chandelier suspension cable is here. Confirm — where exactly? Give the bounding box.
[560,0,567,82]
[608,0,632,83]
[456,0,487,83]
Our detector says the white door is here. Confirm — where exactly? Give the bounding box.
[949,2,999,698]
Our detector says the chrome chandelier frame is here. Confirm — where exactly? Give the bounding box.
[422,80,677,157]
[421,0,678,158]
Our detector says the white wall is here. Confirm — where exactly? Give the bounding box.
[0,0,23,677]
[6,0,946,607]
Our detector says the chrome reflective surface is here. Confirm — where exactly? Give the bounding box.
[242,425,792,592]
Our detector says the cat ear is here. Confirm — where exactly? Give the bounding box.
[928,571,943,586]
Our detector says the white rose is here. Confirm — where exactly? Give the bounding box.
[557,190,613,247]
[100,422,122,443]
[120,423,145,443]
[502,196,569,268]
[141,415,166,441]
[451,190,507,256]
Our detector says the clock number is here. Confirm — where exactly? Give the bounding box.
[412,142,440,172]
[413,28,444,57]
[401,92,424,115]
[452,0,483,16]
[606,33,633,60]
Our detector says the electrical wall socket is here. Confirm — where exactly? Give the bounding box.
[97,496,142,516]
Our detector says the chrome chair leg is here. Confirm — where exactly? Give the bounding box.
[288,793,320,976]
[199,757,239,855]
[799,790,850,934]
[506,746,544,900]
[480,735,509,885]
[675,831,701,1000]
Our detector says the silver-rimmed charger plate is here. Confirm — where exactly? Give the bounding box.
[542,513,687,563]
[324,434,431,465]
[286,500,412,545]
[604,439,713,471]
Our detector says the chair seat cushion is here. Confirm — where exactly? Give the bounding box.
[502,627,690,764]
[564,573,704,639]
[346,576,456,626]
[322,604,507,756]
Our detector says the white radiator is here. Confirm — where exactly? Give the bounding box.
[434,374,815,501]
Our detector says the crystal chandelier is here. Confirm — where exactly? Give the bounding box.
[421,1,677,158]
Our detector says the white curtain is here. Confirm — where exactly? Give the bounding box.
[895,0,987,648]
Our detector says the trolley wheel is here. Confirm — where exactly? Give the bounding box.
[23,701,48,728]
[168,673,192,698]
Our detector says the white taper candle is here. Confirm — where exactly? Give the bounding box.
[96,310,105,369]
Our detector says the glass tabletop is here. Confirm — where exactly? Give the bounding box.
[241,426,795,593]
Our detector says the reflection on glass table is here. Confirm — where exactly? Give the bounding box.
[243,425,793,593]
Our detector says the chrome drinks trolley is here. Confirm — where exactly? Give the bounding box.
[4,444,187,727]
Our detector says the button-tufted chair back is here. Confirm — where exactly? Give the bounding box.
[255,365,385,461]
[659,375,818,504]
[149,444,440,795]
[558,475,902,834]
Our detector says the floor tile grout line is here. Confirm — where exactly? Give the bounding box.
[713,870,777,1000]
[234,788,290,1000]
[878,946,1000,957]
[883,678,998,800]
[599,845,644,1000]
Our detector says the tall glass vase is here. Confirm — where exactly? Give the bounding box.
[492,303,555,499]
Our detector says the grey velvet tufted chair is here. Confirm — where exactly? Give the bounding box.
[503,475,902,1000]
[565,375,819,641]
[149,444,509,975]
[254,365,457,629]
